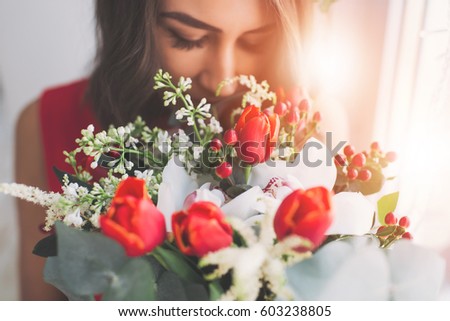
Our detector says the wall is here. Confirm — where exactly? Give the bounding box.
[0,0,95,299]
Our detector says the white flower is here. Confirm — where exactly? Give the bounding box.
[64,182,80,197]
[184,183,225,209]
[117,126,125,138]
[200,215,310,300]
[196,98,212,118]
[87,124,95,133]
[178,76,192,91]
[63,208,83,228]
[157,156,198,230]
[193,146,203,160]
[208,117,223,134]
[249,137,337,191]
[221,186,264,220]
[157,130,172,154]
[163,91,177,106]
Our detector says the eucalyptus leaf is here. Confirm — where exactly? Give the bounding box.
[388,240,445,300]
[156,270,209,301]
[286,236,390,300]
[44,257,93,301]
[33,234,57,257]
[102,258,156,301]
[45,222,129,296]
[377,192,399,224]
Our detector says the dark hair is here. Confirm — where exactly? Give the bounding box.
[88,0,162,128]
[88,0,313,128]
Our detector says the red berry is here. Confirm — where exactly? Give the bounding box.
[385,151,397,162]
[358,169,372,181]
[313,111,322,122]
[384,212,397,225]
[215,162,233,179]
[210,138,223,152]
[274,102,288,116]
[377,226,386,234]
[402,232,413,240]
[351,153,366,167]
[399,216,410,228]
[370,142,380,151]
[344,145,355,157]
[334,154,347,166]
[298,99,311,113]
[286,107,300,125]
[347,168,358,180]
[223,129,238,146]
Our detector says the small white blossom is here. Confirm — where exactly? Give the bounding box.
[178,76,192,91]
[63,208,83,228]
[193,146,204,160]
[117,126,125,138]
[208,117,223,134]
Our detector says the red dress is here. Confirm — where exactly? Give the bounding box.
[39,79,99,192]
[39,79,173,192]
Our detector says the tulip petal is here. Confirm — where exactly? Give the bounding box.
[157,157,198,231]
[221,186,264,220]
[327,192,375,235]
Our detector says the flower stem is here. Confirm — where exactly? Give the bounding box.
[244,165,252,184]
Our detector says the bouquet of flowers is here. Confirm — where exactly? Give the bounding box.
[1,70,445,300]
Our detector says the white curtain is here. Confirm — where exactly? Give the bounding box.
[374,0,450,259]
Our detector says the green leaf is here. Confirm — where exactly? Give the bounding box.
[102,258,156,301]
[208,280,224,300]
[376,225,396,237]
[146,255,209,301]
[44,257,93,301]
[156,270,209,300]
[44,222,129,296]
[347,163,385,195]
[33,234,57,257]
[152,246,204,284]
[225,184,253,198]
[53,167,93,191]
[286,236,390,300]
[377,192,400,224]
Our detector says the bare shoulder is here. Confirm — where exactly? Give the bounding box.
[15,99,46,187]
[15,100,65,300]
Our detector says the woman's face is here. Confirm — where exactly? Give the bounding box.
[154,0,279,106]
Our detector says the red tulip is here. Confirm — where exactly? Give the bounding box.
[274,187,333,252]
[172,201,233,257]
[234,105,280,164]
[100,177,166,257]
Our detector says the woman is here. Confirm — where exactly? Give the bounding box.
[15,0,312,300]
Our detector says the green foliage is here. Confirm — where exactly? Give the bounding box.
[377,192,399,224]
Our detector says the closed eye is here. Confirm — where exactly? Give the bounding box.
[166,28,207,51]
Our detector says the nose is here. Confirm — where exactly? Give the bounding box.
[199,43,238,97]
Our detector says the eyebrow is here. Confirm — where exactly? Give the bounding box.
[159,11,276,34]
[159,12,221,32]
